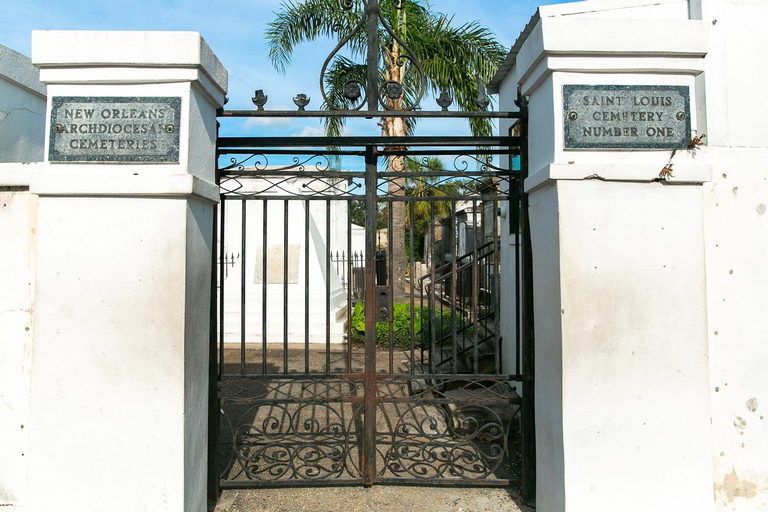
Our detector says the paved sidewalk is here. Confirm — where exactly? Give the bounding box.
[213,486,533,512]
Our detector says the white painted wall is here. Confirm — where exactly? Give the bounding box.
[704,148,768,509]
[24,31,226,512]
[696,1,768,508]
[0,44,46,163]
[0,163,42,510]
[496,2,719,510]
[497,0,768,509]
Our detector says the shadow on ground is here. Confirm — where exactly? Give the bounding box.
[212,485,534,512]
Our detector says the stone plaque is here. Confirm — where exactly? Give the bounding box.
[563,85,690,149]
[48,96,181,162]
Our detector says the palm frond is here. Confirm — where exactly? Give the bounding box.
[266,0,366,74]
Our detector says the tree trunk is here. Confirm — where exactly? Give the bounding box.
[382,32,408,303]
[382,117,408,303]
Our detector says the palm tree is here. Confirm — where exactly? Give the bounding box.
[266,0,506,300]
[404,156,455,262]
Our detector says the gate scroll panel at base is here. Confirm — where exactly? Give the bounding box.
[217,376,367,486]
[373,375,521,485]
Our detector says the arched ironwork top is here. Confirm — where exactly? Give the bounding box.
[218,0,525,120]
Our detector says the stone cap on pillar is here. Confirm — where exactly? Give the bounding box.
[491,15,709,97]
[489,3,712,190]
[31,31,227,107]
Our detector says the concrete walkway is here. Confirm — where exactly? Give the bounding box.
[213,486,533,512]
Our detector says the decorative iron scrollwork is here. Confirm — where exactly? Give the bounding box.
[317,0,426,112]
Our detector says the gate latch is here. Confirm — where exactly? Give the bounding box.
[376,287,392,321]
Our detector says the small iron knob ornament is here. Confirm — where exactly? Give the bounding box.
[252,90,268,110]
[436,92,453,111]
[343,81,362,102]
[383,82,403,101]
[293,94,311,111]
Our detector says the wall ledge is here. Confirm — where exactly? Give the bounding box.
[525,162,713,193]
[29,173,219,203]
[0,162,44,188]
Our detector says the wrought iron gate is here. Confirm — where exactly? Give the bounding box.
[209,132,531,488]
[206,0,535,502]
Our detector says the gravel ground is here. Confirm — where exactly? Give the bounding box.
[213,486,533,512]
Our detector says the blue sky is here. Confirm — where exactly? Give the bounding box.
[0,0,578,141]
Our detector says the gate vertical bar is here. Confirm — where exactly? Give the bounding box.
[519,107,537,504]
[218,197,226,377]
[409,202,415,374]
[240,200,247,375]
[493,196,500,374]
[347,200,353,372]
[387,201,394,374]
[325,199,332,373]
[365,0,379,113]
[428,202,436,374]
[363,145,378,485]
[450,201,457,374]
[262,201,268,374]
[305,199,310,373]
[513,185,522,377]
[284,200,289,373]
[472,199,479,374]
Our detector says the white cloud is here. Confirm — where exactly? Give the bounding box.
[292,125,326,137]
[242,116,293,129]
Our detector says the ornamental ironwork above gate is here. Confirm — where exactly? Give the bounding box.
[218,0,527,121]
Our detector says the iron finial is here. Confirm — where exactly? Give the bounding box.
[252,90,268,110]
[476,78,490,112]
[514,85,529,115]
[293,94,311,111]
[436,91,453,111]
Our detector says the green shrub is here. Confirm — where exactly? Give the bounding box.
[351,302,422,348]
[350,302,471,349]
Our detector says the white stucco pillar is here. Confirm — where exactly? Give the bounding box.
[26,32,226,512]
[495,9,715,512]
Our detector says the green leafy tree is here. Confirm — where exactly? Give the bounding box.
[267,0,506,300]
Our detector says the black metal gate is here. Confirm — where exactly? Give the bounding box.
[209,132,533,489]
[206,0,535,502]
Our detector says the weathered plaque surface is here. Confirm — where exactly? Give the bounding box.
[563,85,690,149]
[49,96,181,163]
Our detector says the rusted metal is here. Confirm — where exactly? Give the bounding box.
[363,145,378,486]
